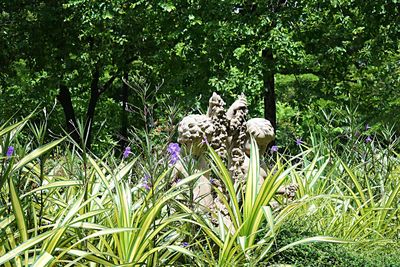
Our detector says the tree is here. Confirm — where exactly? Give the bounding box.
[1,0,398,150]
[0,1,161,148]
[154,0,399,131]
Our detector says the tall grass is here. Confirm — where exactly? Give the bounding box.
[287,126,400,246]
[1,116,399,266]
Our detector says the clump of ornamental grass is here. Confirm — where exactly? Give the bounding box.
[1,111,399,266]
[283,124,400,246]
[173,137,347,266]
[0,117,206,266]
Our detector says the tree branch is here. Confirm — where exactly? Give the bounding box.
[99,75,118,95]
[91,67,100,94]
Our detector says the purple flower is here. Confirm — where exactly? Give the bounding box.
[365,136,372,143]
[167,143,181,154]
[365,124,371,130]
[142,182,151,191]
[123,147,131,159]
[210,178,215,185]
[143,173,151,182]
[270,145,278,152]
[169,155,179,165]
[167,143,180,165]
[6,146,14,158]
[181,241,189,248]
[296,138,303,146]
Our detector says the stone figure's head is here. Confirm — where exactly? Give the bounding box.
[226,94,247,121]
[244,118,275,156]
[207,92,226,118]
[177,114,215,156]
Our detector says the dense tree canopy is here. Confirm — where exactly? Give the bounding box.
[1,0,399,150]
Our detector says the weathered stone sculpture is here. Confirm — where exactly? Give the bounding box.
[226,94,249,184]
[178,114,214,156]
[176,114,214,208]
[207,93,228,159]
[175,92,296,221]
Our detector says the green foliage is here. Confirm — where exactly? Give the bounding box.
[1,112,400,265]
[279,125,400,247]
[270,222,400,267]
[173,138,347,266]
[0,119,204,266]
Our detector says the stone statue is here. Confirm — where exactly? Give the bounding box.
[175,92,297,226]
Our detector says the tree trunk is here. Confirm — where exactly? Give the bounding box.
[119,72,129,149]
[262,49,276,132]
[57,84,80,144]
[84,70,100,149]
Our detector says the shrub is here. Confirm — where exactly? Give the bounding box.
[270,222,400,267]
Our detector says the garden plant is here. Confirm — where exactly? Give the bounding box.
[1,0,399,266]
